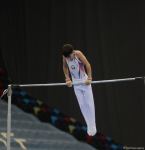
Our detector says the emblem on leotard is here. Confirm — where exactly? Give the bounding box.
[71,65,75,70]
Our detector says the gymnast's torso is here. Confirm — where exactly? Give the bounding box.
[65,52,88,82]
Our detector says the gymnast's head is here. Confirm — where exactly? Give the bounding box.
[62,44,74,58]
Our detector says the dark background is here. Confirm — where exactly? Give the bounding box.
[0,0,145,147]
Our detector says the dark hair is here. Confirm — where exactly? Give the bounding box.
[62,44,74,57]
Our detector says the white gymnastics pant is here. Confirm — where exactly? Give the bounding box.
[74,84,97,136]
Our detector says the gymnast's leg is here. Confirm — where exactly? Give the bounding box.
[74,85,97,136]
[83,84,96,136]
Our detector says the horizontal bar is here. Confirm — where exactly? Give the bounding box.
[10,77,144,88]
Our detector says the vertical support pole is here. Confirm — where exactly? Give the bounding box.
[7,85,12,150]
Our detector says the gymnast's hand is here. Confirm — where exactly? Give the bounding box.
[65,79,72,87]
[85,78,92,85]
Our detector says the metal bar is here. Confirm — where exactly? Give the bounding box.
[7,85,12,150]
[11,77,143,87]
[6,76,144,150]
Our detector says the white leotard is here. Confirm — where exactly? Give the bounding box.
[66,55,88,83]
[65,53,97,136]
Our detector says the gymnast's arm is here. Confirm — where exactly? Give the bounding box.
[62,56,72,87]
[63,56,70,80]
[75,51,92,80]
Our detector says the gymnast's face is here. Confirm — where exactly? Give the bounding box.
[69,50,75,59]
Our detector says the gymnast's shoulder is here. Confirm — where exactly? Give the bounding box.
[74,50,84,56]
